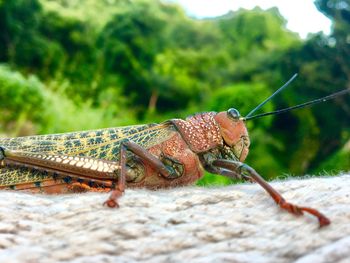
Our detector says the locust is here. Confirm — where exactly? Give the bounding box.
[0,75,349,228]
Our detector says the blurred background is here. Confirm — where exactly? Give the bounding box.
[0,0,349,185]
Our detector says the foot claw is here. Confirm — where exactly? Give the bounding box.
[298,207,331,228]
[280,201,331,227]
[103,199,119,208]
[318,216,331,228]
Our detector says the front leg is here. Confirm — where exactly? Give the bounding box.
[205,165,243,180]
[205,165,255,183]
[211,159,330,227]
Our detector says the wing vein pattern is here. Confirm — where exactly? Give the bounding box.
[0,122,175,187]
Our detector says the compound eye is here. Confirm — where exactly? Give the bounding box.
[227,108,240,119]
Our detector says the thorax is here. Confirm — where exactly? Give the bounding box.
[170,112,223,153]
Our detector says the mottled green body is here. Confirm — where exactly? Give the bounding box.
[0,122,175,188]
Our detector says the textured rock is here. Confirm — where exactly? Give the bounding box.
[0,174,349,263]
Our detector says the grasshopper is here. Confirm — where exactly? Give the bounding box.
[0,76,349,227]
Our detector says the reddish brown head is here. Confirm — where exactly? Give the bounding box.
[214,108,250,162]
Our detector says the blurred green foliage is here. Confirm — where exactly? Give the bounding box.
[0,0,349,185]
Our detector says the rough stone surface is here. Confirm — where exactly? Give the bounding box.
[0,175,349,263]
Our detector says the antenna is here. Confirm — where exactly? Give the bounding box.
[245,73,298,118]
[244,88,350,121]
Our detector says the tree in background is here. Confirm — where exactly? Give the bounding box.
[0,0,348,182]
